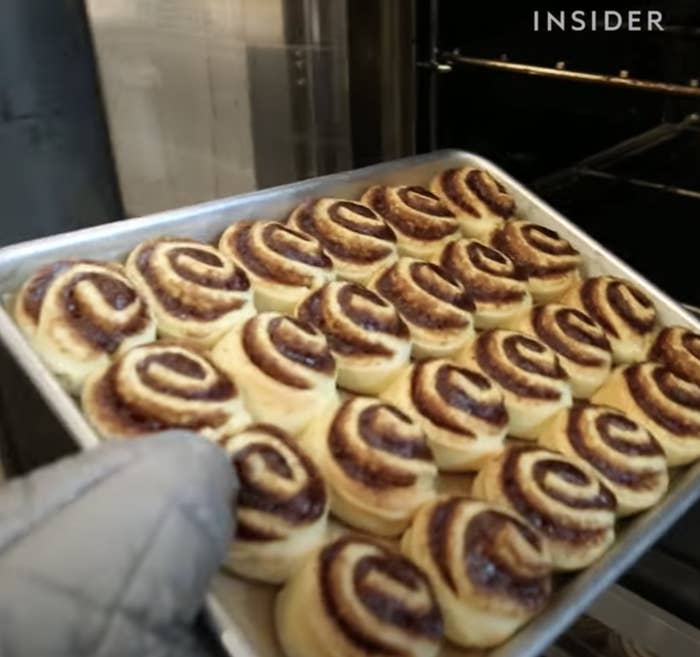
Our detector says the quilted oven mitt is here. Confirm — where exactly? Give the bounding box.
[0,431,237,657]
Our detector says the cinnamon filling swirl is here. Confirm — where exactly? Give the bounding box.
[230,425,326,541]
[624,364,700,435]
[328,399,432,489]
[242,315,335,388]
[133,239,249,321]
[365,185,458,240]
[532,306,610,367]
[476,331,567,401]
[410,360,508,435]
[566,404,664,489]
[374,260,474,330]
[501,447,615,544]
[319,537,443,652]
[297,283,409,356]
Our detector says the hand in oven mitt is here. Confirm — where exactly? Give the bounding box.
[0,432,237,657]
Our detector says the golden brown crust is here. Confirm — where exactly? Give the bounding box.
[491,221,581,302]
[401,496,551,648]
[515,304,612,398]
[369,257,474,358]
[648,326,700,386]
[430,167,516,239]
[14,259,156,391]
[276,535,443,657]
[219,221,333,311]
[539,403,668,516]
[563,276,657,364]
[296,281,411,393]
[287,198,397,284]
[82,341,250,440]
[125,237,254,346]
[382,358,508,471]
[473,446,616,570]
[222,425,328,540]
[211,312,338,436]
[439,238,532,329]
[362,185,459,259]
[304,396,437,536]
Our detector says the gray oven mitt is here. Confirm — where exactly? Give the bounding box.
[0,431,237,657]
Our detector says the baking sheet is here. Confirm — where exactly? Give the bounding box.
[1,150,699,657]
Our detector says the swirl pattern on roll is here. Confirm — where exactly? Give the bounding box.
[539,403,668,516]
[303,396,436,536]
[459,329,572,439]
[362,185,460,259]
[492,220,581,302]
[125,237,254,347]
[14,259,156,392]
[401,496,551,648]
[369,257,475,358]
[381,358,508,471]
[473,446,616,570]
[563,276,657,364]
[82,341,250,440]
[430,167,516,240]
[439,238,531,329]
[515,304,612,398]
[649,326,700,386]
[276,535,443,657]
[287,198,397,284]
[296,281,411,394]
[243,312,335,388]
[211,312,337,435]
[218,220,334,313]
[221,424,328,583]
[592,362,700,466]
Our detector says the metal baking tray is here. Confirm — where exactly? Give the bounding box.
[1,150,699,657]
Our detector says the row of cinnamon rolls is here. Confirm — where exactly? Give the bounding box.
[14,240,700,467]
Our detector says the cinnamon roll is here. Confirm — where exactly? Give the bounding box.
[592,362,700,466]
[14,260,156,393]
[218,220,334,314]
[82,341,250,440]
[368,257,475,359]
[125,237,255,347]
[401,496,552,648]
[491,221,582,302]
[648,326,700,386]
[300,396,437,536]
[430,167,516,240]
[276,535,443,657]
[539,404,668,516]
[287,198,398,284]
[221,424,329,583]
[439,238,532,329]
[561,276,657,364]
[361,185,460,260]
[381,358,508,471]
[457,329,572,439]
[511,304,613,399]
[296,281,411,394]
[211,312,338,436]
[473,446,617,570]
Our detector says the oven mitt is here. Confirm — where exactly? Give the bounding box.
[0,431,237,657]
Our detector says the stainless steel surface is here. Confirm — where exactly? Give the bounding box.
[444,52,700,97]
[86,0,352,216]
[1,150,700,657]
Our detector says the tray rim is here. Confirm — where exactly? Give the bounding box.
[1,149,699,657]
